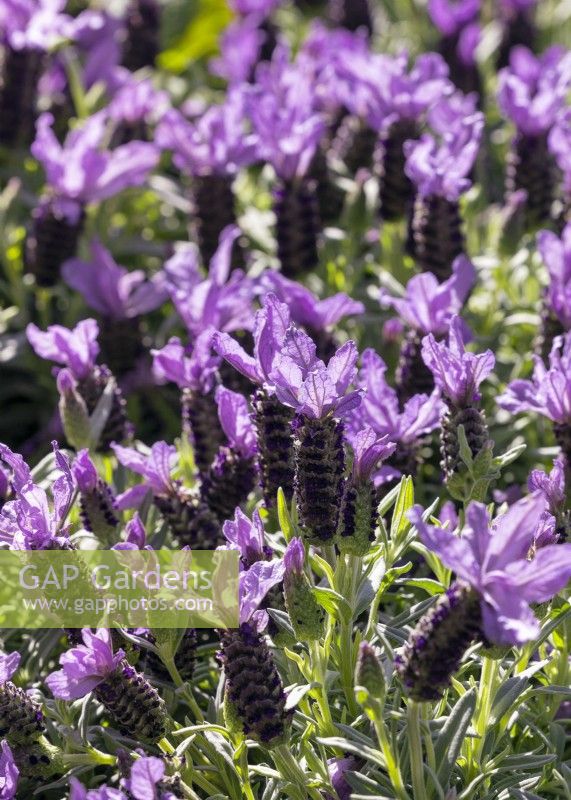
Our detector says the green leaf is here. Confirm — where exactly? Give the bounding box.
[277,487,293,542]
[313,587,353,623]
[457,425,474,470]
[435,688,477,789]
[404,578,445,596]
[354,556,386,617]
[494,442,526,469]
[158,0,232,71]
[389,476,414,543]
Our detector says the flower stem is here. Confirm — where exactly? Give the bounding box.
[472,656,499,770]
[407,701,428,800]
[373,716,410,800]
[309,639,336,737]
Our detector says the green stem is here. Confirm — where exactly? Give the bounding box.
[373,716,410,800]
[309,639,336,737]
[407,701,428,800]
[164,656,205,723]
[272,745,322,800]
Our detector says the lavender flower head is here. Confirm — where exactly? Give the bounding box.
[249,46,325,180]
[326,756,358,800]
[70,777,125,800]
[210,15,266,84]
[283,537,305,576]
[349,427,396,485]
[213,292,291,392]
[259,272,364,332]
[27,318,99,380]
[121,756,174,800]
[71,449,99,494]
[349,348,442,482]
[409,493,571,644]
[108,77,170,127]
[537,225,571,328]
[164,226,255,337]
[528,456,566,514]
[0,442,74,550]
[152,330,220,395]
[404,112,484,200]
[65,9,123,93]
[497,46,571,137]
[497,333,571,425]
[0,0,71,51]
[422,315,495,406]
[32,111,159,223]
[270,327,361,420]
[380,52,451,130]
[46,628,125,700]
[221,507,271,569]
[63,241,167,321]
[156,87,257,177]
[380,255,476,337]
[239,557,285,629]
[428,0,480,36]
[112,441,177,508]
[215,387,257,458]
[0,652,20,685]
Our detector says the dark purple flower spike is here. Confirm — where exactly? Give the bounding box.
[46,628,168,742]
[200,387,257,523]
[218,559,291,748]
[27,111,158,286]
[157,88,256,268]
[406,110,483,281]
[422,315,494,481]
[0,0,70,148]
[428,0,482,97]
[497,0,538,70]
[499,47,571,228]
[0,651,45,748]
[328,0,373,36]
[249,46,325,278]
[120,0,161,72]
[397,495,571,700]
[72,450,119,545]
[152,331,226,476]
[270,326,361,544]
[214,293,296,507]
[113,442,221,549]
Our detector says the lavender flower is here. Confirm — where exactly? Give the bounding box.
[250,46,325,277]
[157,89,256,266]
[0,651,44,747]
[63,240,166,374]
[338,427,396,555]
[398,493,571,699]
[0,442,73,550]
[214,294,296,506]
[406,113,483,281]
[70,779,125,800]
[283,537,326,640]
[152,332,225,475]
[164,226,255,338]
[121,756,180,800]
[221,507,272,569]
[46,628,167,742]
[498,332,571,465]
[200,388,257,522]
[72,450,118,545]
[210,16,267,84]
[325,756,358,800]
[535,226,571,358]
[269,327,360,543]
[0,741,18,800]
[548,107,571,197]
[108,76,170,131]
[349,348,443,485]
[375,53,451,220]
[0,0,70,147]
[423,315,494,478]
[259,270,364,359]
[499,47,571,226]
[27,320,130,451]
[428,0,481,94]
[381,255,476,400]
[218,559,291,747]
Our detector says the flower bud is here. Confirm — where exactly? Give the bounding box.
[355,641,386,702]
[57,370,91,450]
[0,681,44,745]
[337,482,376,557]
[283,539,326,641]
[12,737,63,781]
